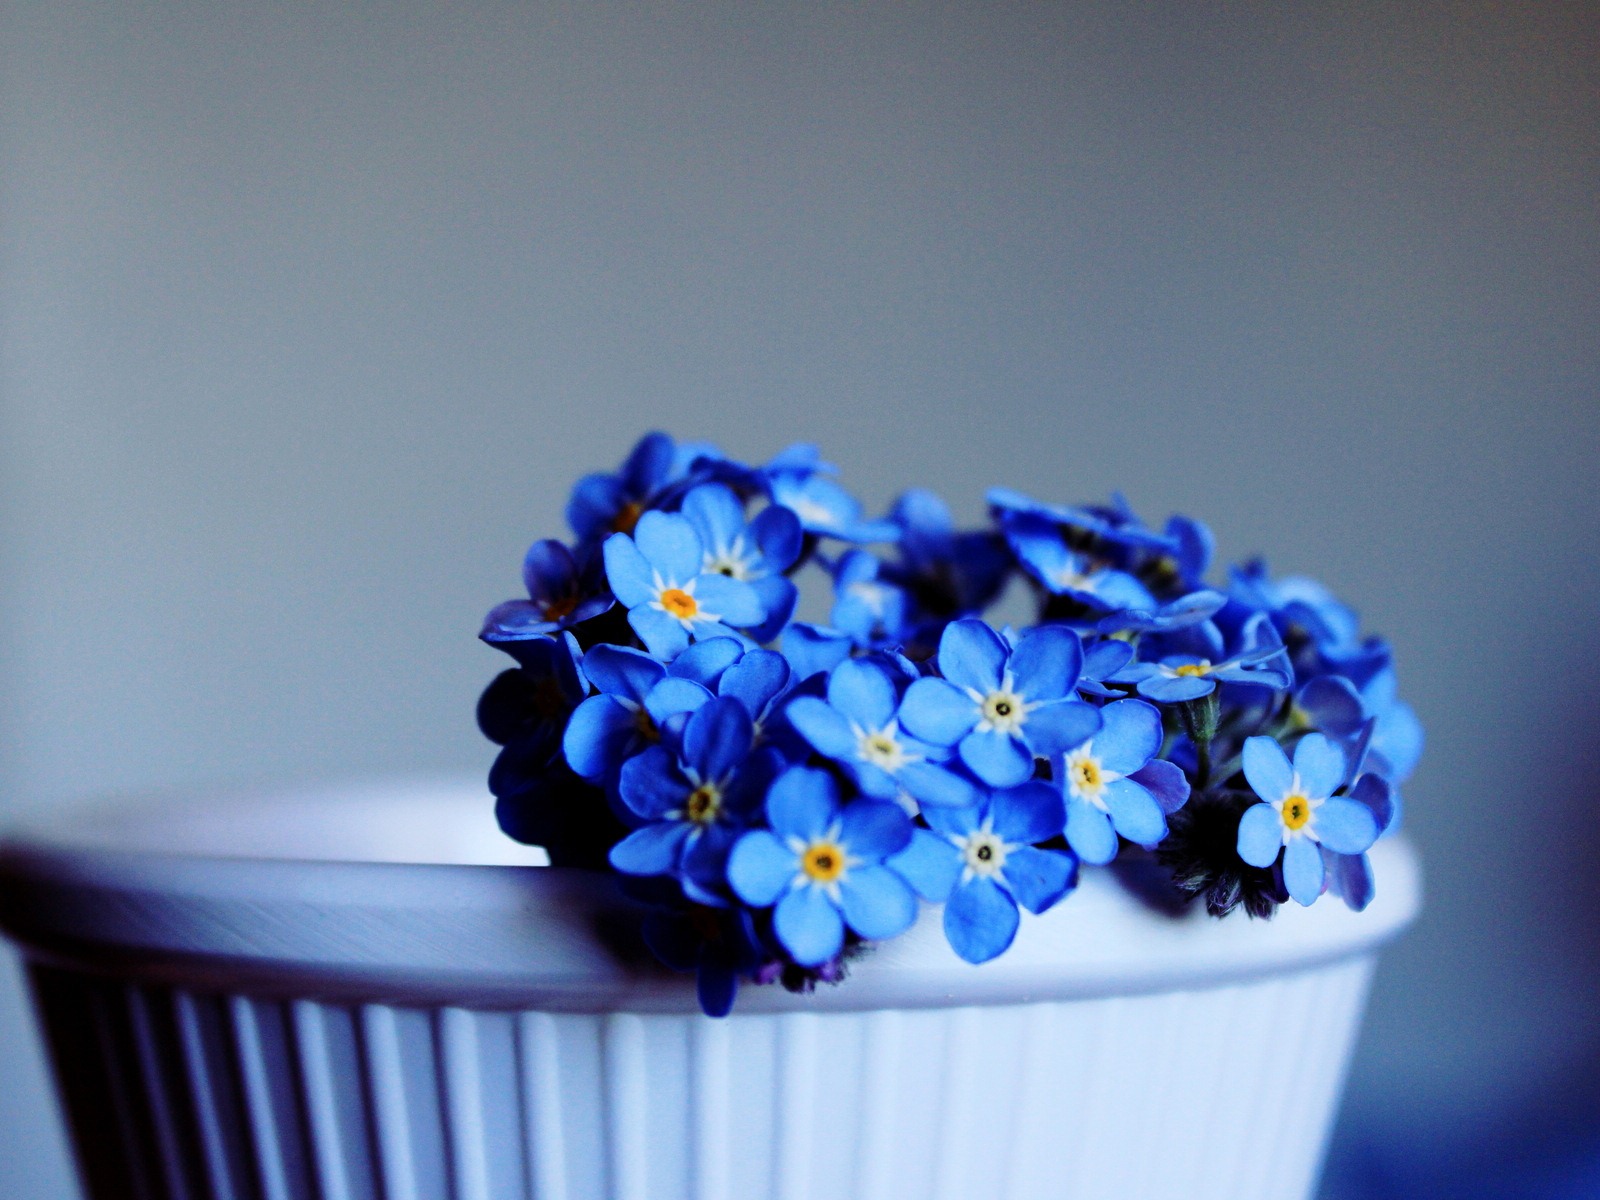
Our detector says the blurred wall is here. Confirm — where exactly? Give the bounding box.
[2,3,1597,1197]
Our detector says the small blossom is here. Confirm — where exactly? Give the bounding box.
[1236,733,1380,906]
[1061,699,1187,864]
[727,767,917,966]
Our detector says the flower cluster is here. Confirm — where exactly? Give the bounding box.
[479,434,1422,1014]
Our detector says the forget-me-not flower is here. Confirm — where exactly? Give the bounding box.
[1060,698,1186,864]
[480,539,613,649]
[899,619,1103,787]
[680,483,804,642]
[726,766,917,966]
[603,511,766,658]
[1236,733,1380,906]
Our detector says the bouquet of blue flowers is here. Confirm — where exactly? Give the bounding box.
[478,433,1422,1015]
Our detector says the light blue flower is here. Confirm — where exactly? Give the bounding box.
[726,767,917,966]
[785,657,981,809]
[680,483,803,642]
[1060,699,1183,864]
[1113,612,1291,702]
[829,551,912,649]
[899,619,1102,787]
[1002,512,1156,613]
[480,539,613,648]
[602,511,765,658]
[1236,733,1380,906]
[890,781,1077,963]
[767,450,899,544]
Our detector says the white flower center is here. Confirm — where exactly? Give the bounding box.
[846,579,893,615]
[702,534,761,581]
[853,720,917,773]
[955,824,1011,880]
[970,674,1029,734]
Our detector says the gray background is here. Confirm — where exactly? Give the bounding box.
[2,3,1597,1196]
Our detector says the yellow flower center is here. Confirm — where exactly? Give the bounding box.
[611,502,644,535]
[1173,661,1213,678]
[1074,758,1101,790]
[1281,794,1312,831]
[684,784,722,825]
[801,841,846,884]
[541,594,577,622]
[660,588,699,620]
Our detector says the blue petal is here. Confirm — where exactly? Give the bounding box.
[751,503,802,571]
[521,538,577,601]
[785,696,855,758]
[1236,802,1283,868]
[898,762,982,809]
[921,801,981,839]
[480,599,557,642]
[1136,673,1215,703]
[775,887,845,966]
[1002,846,1077,915]
[562,695,638,780]
[633,511,702,582]
[765,765,840,840]
[680,483,747,552]
[618,747,689,819]
[943,879,1020,964]
[684,698,753,784]
[601,533,656,608]
[1008,626,1083,702]
[959,727,1033,788]
[644,676,713,725]
[838,800,913,860]
[899,678,978,746]
[937,619,1008,693]
[1093,699,1163,774]
[781,623,853,681]
[1242,736,1293,804]
[1349,773,1395,834]
[582,643,664,702]
[1315,796,1379,855]
[838,866,918,940]
[1297,676,1365,737]
[567,473,626,541]
[697,965,739,1019]
[1020,699,1102,758]
[1293,733,1347,798]
[727,830,798,906]
[1283,836,1325,905]
[988,780,1065,845]
[719,649,790,718]
[693,573,765,628]
[1128,759,1190,815]
[1065,798,1118,865]
[748,575,798,640]
[669,637,743,685]
[1327,850,1375,912]
[628,605,690,659]
[886,829,963,902]
[620,431,675,493]
[609,822,691,876]
[1102,778,1166,846]
[828,659,898,729]
[1081,638,1134,682]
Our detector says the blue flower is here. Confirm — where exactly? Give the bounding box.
[1096,589,1227,635]
[1002,512,1156,613]
[882,489,1011,646]
[1075,637,1136,698]
[561,642,734,783]
[779,621,854,682]
[609,698,781,905]
[1228,560,1389,683]
[1060,698,1186,864]
[988,489,1176,556]
[829,551,912,649]
[899,619,1103,787]
[567,432,680,543]
[785,657,981,809]
[602,511,766,658]
[680,483,804,642]
[767,450,899,543]
[726,766,917,966]
[713,646,795,733]
[480,539,613,649]
[1113,612,1292,702]
[891,782,1077,963]
[1236,733,1380,906]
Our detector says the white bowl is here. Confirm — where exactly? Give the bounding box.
[0,778,1419,1200]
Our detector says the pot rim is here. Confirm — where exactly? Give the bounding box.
[0,778,1420,1013]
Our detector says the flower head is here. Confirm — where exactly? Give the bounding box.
[1061,698,1188,864]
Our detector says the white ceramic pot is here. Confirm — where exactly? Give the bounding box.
[0,779,1418,1200]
